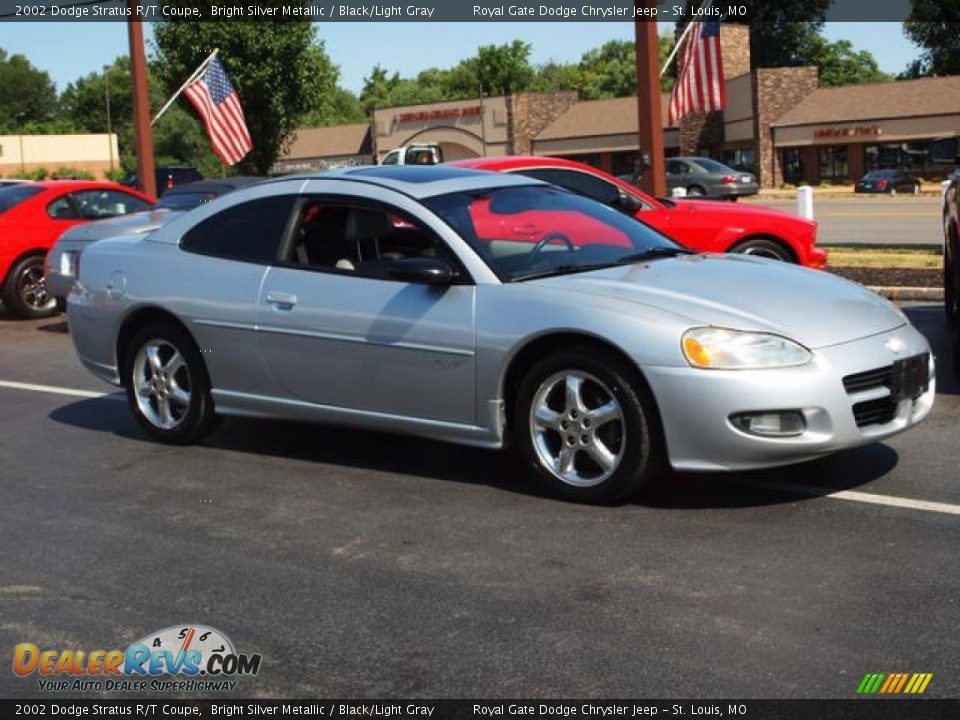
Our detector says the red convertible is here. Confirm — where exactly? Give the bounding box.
[0,181,153,318]
[453,156,827,269]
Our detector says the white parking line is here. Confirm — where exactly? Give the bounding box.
[0,380,112,399]
[1,379,959,516]
[729,479,960,516]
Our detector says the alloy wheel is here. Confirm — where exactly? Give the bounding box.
[132,339,192,430]
[18,262,54,311]
[529,370,625,487]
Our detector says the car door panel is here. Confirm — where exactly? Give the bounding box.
[257,268,477,424]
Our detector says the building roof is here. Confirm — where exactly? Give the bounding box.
[534,94,674,142]
[772,75,960,127]
[282,123,372,160]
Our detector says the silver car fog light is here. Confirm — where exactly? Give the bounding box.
[59,251,79,278]
[730,411,806,437]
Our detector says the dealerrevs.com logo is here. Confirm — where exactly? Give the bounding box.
[13,624,262,693]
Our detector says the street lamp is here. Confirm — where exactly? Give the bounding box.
[104,64,115,173]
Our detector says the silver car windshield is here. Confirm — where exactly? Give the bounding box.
[424,185,688,282]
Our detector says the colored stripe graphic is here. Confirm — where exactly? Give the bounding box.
[857,672,932,694]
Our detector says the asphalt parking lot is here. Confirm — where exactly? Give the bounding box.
[0,303,957,699]
[746,197,943,246]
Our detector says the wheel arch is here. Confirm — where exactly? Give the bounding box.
[115,306,204,388]
[500,331,666,452]
[2,247,48,284]
[727,234,799,263]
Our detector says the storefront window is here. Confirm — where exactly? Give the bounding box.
[782,149,804,183]
[865,142,935,175]
[611,151,640,178]
[819,146,848,181]
[722,148,755,173]
[557,153,602,170]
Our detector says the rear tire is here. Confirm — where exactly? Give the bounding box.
[2,255,57,319]
[513,346,660,504]
[123,322,216,444]
[730,237,794,263]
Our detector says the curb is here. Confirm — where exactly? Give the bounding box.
[868,286,944,302]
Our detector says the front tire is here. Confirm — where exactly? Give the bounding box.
[2,255,57,318]
[730,237,794,263]
[514,347,660,504]
[124,322,216,444]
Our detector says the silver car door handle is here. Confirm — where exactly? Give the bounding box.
[266,291,297,308]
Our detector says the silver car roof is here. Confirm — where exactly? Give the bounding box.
[267,165,544,199]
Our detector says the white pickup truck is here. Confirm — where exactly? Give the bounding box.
[379,144,443,166]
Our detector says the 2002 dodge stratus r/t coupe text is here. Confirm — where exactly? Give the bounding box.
[67,166,934,503]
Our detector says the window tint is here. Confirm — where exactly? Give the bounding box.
[72,189,152,219]
[0,185,43,213]
[47,196,80,220]
[284,200,452,280]
[515,168,619,206]
[381,151,399,165]
[690,158,734,174]
[666,160,688,175]
[181,195,296,264]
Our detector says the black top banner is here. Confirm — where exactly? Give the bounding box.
[2,700,960,719]
[0,0,926,22]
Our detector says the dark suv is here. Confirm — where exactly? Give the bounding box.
[934,137,960,372]
[123,166,203,196]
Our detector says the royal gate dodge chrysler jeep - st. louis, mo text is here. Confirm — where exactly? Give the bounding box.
[66,166,934,503]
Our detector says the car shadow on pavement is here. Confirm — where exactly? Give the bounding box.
[36,319,69,334]
[903,304,958,395]
[50,395,898,510]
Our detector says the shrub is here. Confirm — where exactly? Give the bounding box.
[51,166,95,180]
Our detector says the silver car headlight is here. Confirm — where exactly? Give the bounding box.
[681,327,812,370]
[59,250,79,278]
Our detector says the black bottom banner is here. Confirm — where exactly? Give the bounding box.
[2,699,958,720]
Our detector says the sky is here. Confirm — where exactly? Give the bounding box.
[0,22,920,94]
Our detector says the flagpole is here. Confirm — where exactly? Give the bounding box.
[659,0,713,78]
[151,48,219,126]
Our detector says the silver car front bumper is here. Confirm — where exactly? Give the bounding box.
[645,324,934,472]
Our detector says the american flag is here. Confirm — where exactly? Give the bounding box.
[668,21,726,125]
[184,57,252,166]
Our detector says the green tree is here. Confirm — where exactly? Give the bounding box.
[578,40,636,99]
[803,37,891,87]
[470,40,534,95]
[675,3,830,68]
[903,1,960,77]
[153,10,338,173]
[0,49,59,131]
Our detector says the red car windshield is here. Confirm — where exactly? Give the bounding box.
[425,185,687,281]
[0,185,43,214]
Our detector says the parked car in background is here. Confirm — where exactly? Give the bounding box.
[933,137,960,373]
[453,156,825,267]
[123,165,203,196]
[0,181,153,318]
[46,177,264,307]
[855,169,921,195]
[380,143,443,166]
[68,166,931,503]
[665,157,759,199]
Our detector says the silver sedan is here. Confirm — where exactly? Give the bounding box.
[67,166,934,503]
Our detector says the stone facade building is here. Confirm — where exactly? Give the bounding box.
[279,24,960,187]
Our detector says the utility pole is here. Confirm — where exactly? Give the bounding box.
[634,0,666,197]
[127,0,156,198]
[104,64,115,174]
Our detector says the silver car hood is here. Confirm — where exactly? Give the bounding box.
[59,209,183,242]
[536,253,905,349]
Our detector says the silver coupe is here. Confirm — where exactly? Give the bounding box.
[68,166,935,503]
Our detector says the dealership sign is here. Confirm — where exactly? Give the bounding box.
[814,125,882,139]
[397,105,482,123]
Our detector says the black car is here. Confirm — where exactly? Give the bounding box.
[934,138,960,373]
[854,169,921,195]
[152,177,265,210]
[123,165,203,196]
